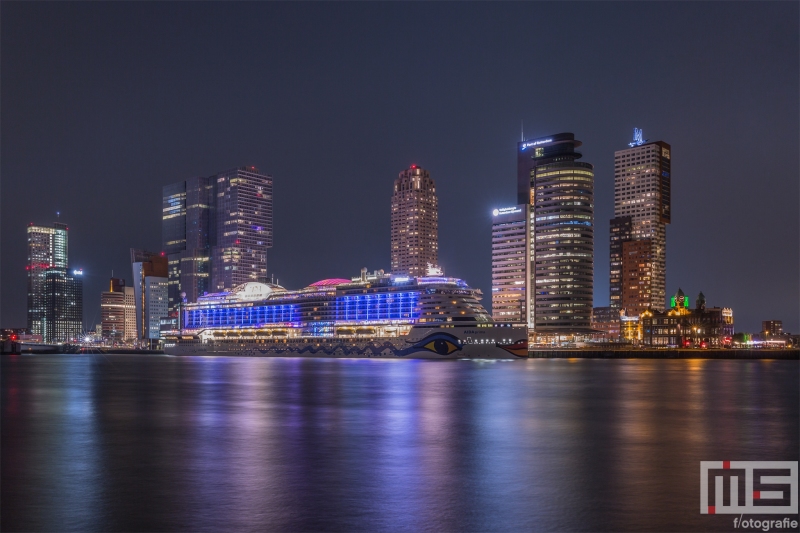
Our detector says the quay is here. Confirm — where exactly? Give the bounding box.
[528,348,799,360]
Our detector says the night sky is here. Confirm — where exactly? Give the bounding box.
[2,2,797,333]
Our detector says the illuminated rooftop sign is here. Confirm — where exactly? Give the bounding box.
[72,269,83,276]
[628,128,649,147]
[520,138,552,150]
[493,207,522,216]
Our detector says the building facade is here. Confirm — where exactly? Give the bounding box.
[131,249,169,342]
[641,290,733,347]
[591,306,621,342]
[391,165,439,278]
[519,133,594,335]
[43,268,83,343]
[612,131,671,313]
[27,222,68,337]
[211,167,273,291]
[162,176,215,311]
[100,278,136,343]
[621,238,654,316]
[762,320,783,337]
[609,216,632,309]
[491,206,530,322]
[27,222,83,343]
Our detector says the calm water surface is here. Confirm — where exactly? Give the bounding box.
[2,354,798,532]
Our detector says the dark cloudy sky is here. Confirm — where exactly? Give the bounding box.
[2,2,798,333]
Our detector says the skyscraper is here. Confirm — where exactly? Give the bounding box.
[391,165,439,277]
[27,222,82,342]
[518,133,594,334]
[491,205,529,322]
[162,176,215,310]
[43,267,83,343]
[211,166,273,291]
[611,129,671,313]
[100,278,136,343]
[27,222,68,336]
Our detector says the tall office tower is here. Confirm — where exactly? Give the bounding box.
[519,133,594,334]
[612,129,671,312]
[162,176,215,310]
[211,166,273,291]
[27,222,68,336]
[131,249,169,342]
[609,216,632,308]
[391,165,439,277]
[43,267,83,343]
[100,278,136,342]
[491,206,530,322]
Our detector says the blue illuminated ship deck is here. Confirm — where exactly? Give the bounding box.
[181,270,492,339]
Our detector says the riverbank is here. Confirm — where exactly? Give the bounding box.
[529,348,799,359]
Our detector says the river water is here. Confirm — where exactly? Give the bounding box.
[2,354,798,532]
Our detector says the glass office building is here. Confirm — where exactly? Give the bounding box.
[518,133,594,334]
[211,167,273,291]
[162,176,216,310]
[26,222,83,342]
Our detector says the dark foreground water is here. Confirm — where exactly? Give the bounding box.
[2,354,798,532]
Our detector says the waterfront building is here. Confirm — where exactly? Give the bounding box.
[26,221,83,343]
[26,222,68,337]
[641,289,733,347]
[391,165,439,278]
[491,205,529,323]
[100,278,136,343]
[42,267,83,343]
[131,249,169,342]
[162,176,215,311]
[762,320,783,337]
[518,133,594,335]
[612,130,671,313]
[211,166,273,291]
[621,239,654,317]
[609,216,632,309]
[591,306,621,342]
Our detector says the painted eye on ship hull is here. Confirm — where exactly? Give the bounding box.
[417,333,461,355]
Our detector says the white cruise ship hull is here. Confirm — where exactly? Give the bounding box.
[164,325,529,359]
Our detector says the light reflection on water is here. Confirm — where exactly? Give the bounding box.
[2,354,798,532]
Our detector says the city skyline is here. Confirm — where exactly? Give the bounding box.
[1,3,797,333]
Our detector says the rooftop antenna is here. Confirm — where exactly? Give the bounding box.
[56,211,60,219]
[521,120,524,142]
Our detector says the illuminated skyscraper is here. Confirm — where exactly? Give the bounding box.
[25,220,83,343]
[391,165,439,277]
[162,176,215,309]
[517,133,594,334]
[211,166,273,290]
[100,278,136,342]
[43,268,83,343]
[611,130,671,313]
[491,206,529,322]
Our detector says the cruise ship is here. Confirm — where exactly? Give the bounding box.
[163,269,528,359]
